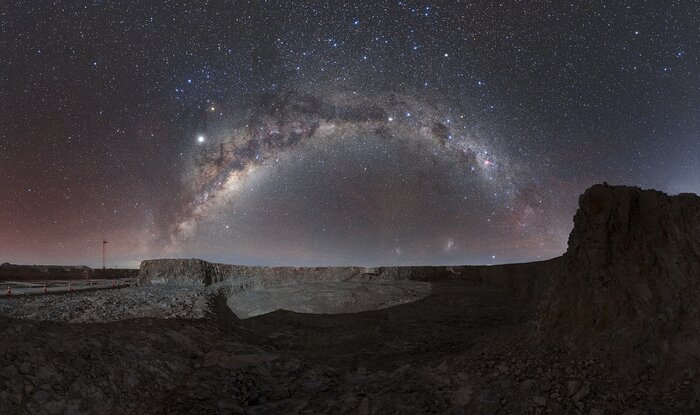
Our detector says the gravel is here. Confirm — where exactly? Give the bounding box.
[0,280,698,414]
[0,284,211,322]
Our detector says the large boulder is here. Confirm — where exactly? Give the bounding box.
[537,184,700,359]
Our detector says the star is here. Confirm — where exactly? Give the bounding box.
[2,0,696,267]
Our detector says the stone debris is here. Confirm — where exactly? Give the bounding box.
[1,281,695,414]
[532,395,547,406]
[572,383,591,402]
[0,284,210,322]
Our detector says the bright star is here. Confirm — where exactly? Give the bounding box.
[197,135,205,143]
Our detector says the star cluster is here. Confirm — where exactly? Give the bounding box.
[0,1,698,266]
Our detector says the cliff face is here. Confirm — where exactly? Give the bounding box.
[537,184,700,355]
[138,260,442,290]
[138,258,559,300]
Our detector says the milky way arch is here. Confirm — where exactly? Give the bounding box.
[166,89,524,250]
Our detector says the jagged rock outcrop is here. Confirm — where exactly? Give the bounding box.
[537,184,700,358]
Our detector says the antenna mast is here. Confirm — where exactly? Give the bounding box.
[102,239,108,270]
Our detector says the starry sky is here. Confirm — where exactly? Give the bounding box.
[1,1,698,268]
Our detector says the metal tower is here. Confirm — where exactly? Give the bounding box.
[102,239,108,270]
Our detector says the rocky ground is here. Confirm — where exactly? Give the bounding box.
[1,279,697,414]
[0,285,210,322]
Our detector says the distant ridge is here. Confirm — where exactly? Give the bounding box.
[0,263,138,281]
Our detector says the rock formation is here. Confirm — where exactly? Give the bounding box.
[138,257,557,298]
[537,184,700,360]
[138,260,441,287]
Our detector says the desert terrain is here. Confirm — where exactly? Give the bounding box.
[1,184,699,414]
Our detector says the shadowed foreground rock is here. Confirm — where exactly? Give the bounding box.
[537,184,700,362]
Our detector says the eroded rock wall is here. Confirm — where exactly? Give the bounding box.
[138,257,560,306]
[537,184,700,357]
[139,261,442,289]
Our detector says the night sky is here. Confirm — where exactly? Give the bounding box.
[1,1,698,267]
